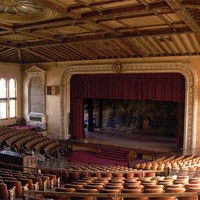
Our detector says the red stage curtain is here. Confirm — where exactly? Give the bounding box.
[70,98,84,138]
[71,73,185,101]
[70,73,185,140]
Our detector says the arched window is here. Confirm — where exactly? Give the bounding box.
[0,78,17,120]
[0,78,7,119]
[9,78,17,118]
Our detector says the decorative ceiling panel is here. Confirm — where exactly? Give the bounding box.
[0,0,199,63]
[122,16,165,27]
[54,26,89,35]
[1,34,34,41]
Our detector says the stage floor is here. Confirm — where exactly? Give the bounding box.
[79,129,177,154]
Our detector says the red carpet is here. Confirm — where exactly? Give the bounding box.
[68,150,140,167]
[13,124,36,130]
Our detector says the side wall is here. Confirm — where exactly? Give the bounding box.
[22,63,64,136]
[0,62,21,125]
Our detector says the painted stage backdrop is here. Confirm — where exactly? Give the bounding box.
[102,99,178,137]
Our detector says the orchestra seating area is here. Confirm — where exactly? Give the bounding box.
[1,155,200,200]
[1,125,200,199]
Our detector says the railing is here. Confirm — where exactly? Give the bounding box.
[24,190,198,199]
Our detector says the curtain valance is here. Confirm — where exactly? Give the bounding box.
[71,73,185,102]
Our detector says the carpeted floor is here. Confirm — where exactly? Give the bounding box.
[68,150,140,168]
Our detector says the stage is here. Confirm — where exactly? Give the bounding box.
[70,129,177,161]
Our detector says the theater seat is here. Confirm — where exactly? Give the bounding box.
[0,183,15,200]
[144,187,167,200]
[18,177,39,190]
[4,179,28,198]
[37,175,51,189]
[85,184,104,191]
[71,188,98,200]
[98,188,122,200]
[44,174,57,188]
[28,176,44,190]
[122,188,148,200]
[165,187,186,200]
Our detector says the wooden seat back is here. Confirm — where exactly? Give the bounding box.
[4,179,25,198]
[28,176,44,190]
[18,177,36,190]
[0,183,10,200]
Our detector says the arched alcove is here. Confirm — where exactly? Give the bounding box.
[29,77,44,114]
[60,62,197,154]
[25,65,47,130]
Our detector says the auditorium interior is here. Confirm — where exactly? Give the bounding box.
[1,0,200,199]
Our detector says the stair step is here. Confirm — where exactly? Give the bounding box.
[99,151,127,156]
[101,149,127,152]
[96,146,130,162]
[97,154,127,161]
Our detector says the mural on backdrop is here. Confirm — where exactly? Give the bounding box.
[102,99,178,137]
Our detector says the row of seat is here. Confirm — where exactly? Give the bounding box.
[133,153,200,176]
[0,158,200,200]
[0,127,37,150]
[1,167,61,189]
[0,130,21,146]
[0,126,16,134]
[26,175,200,200]
[43,141,60,156]
[6,130,36,146]
[0,125,61,157]
[0,167,61,199]
[15,133,42,151]
[39,151,200,200]
[35,160,200,200]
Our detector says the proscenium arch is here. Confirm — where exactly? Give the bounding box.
[60,62,197,154]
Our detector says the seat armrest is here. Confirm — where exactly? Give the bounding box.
[50,179,54,191]
[43,180,47,191]
[8,186,16,200]
[57,177,61,188]
[33,182,39,191]
[22,183,29,192]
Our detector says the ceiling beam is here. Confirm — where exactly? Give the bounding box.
[37,0,68,14]
[24,48,55,62]
[0,42,18,49]
[11,2,171,31]
[17,30,63,42]
[19,26,192,49]
[165,0,200,32]
[17,48,22,64]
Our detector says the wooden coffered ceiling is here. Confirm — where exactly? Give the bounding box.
[0,0,200,64]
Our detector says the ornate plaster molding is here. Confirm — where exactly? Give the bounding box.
[0,0,58,22]
[60,62,197,153]
[0,0,43,14]
[25,65,46,86]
